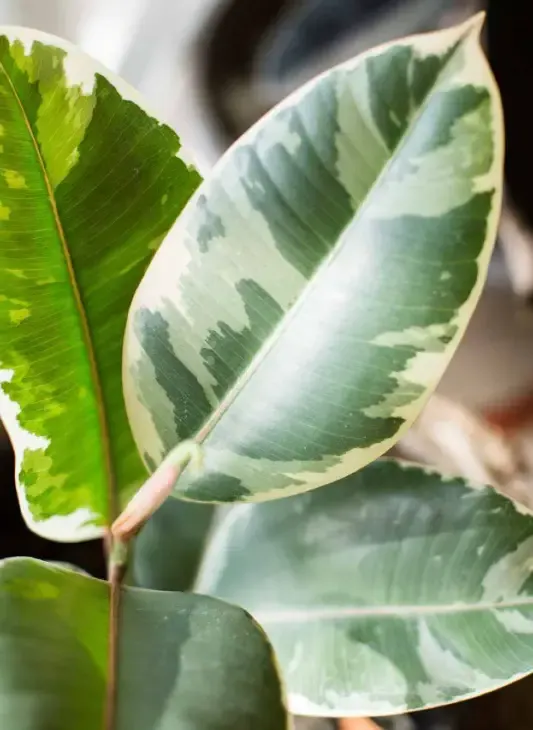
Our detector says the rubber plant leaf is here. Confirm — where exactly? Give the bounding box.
[124,15,504,504]
[197,459,533,717]
[0,558,288,729]
[0,28,201,540]
[129,498,216,591]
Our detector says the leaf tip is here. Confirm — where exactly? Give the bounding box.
[461,11,486,40]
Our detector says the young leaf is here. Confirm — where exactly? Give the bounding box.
[197,460,533,717]
[124,16,504,504]
[0,558,288,729]
[0,29,201,541]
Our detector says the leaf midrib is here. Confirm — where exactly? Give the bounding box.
[194,26,470,448]
[255,596,533,623]
[0,59,116,522]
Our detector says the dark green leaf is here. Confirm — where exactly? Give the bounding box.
[0,558,288,729]
[130,498,215,591]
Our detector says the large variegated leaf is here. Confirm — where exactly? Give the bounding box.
[124,16,504,504]
[0,29,201,540]
[197,460,533,717]
[0,558,288,729]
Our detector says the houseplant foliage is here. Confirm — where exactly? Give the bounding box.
[0,558,286,729]
[0,27,201,542]
[0,13,518,729]
[123,14,502,506]
[198,461,533,716]
[0,28,286,729]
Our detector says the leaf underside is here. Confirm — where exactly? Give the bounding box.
[198,460,533,717]
[124,17,504,505]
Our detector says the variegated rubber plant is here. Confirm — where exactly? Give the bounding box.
[0,13,524,730]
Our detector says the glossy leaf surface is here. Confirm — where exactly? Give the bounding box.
[130,498,215,591]
[125,17,504,504]
[198,460,533,717]
[0,558,288,729]
[0,29,201,540]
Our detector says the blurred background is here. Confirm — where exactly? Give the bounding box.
[2,1,533,728]
[0,0,518,171]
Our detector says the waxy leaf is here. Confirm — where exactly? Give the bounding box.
[198,460,533,717]
[0,558,288,729]
[0,29,201,540]
[124,17,504,504]
[130,498,216,591]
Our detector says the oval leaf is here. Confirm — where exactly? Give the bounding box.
[0,558,288,729]
[197,460,533,717]
[0,29,201,540]
[124,16,504,504]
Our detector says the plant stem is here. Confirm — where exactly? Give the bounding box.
[111,441,203,541]
[103,442,202,728]
[104,534,128,730]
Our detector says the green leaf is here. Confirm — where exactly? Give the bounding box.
[124,16,504,504]
[197,460,533,717]
[0,29,201,540]
[0,557,288,729]
[129,498,216,591]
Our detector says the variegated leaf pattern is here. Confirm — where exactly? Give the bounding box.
[0,558,288,729]
[124,16,504,504]
[0,29,201,540]
[197,460,533,717]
